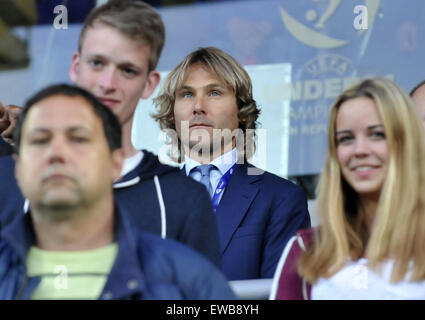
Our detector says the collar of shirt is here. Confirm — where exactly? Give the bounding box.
[185,148,238,192]
[120,151,144,178]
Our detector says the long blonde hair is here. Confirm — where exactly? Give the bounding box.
[298,78,425,283]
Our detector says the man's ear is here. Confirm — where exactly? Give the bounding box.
[69,52,81,83]
[111,148,125,182]
[140,70,161,99]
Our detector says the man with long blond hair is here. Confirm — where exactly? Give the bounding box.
[153,47,310,280]
[270,78,425,299]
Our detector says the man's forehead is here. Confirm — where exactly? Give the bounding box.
[31,94,91,111]
[25,96,99,129]
[179,64,228,88]
[80,24,150,64]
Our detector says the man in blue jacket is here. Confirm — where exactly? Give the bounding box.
[153,47,311,280]
[0,0,221,267]
[0,83,235,300]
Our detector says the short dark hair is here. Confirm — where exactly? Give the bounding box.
[13,84,122,154]
[410,80,425,97]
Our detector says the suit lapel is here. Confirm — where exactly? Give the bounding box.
[215,163,262,254]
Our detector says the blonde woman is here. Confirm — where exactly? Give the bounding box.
[270,78,425,299]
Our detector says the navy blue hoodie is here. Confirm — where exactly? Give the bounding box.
[0,149,221,268]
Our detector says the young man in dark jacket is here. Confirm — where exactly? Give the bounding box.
[153,47,310,280]
[0,84,234,300]
[0,0,221,267]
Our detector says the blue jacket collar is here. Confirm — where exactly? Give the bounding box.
[99,204,146,299]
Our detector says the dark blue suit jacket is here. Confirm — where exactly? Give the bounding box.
[216,163,310,280]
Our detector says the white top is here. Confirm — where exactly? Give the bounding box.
[120,151,144,177]
[185,148,238,198]
[312,258,425,300]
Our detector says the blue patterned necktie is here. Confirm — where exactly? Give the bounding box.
[195,164,215,198]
